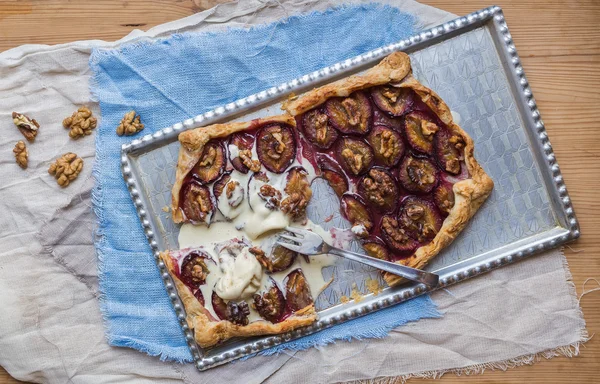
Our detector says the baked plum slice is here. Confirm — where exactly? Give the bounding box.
[398,154,438,194]
[253,280,286,322]
[251,244,297,273]
[358,168,398,213]
[399,197,443,243]
[321,169,349,198]
[284,269,313,312]
[281,167,312,220]
[434,182,455,215]
[381,215,418,253]
[181,182,215,224]
[180,251,211,288]
[404,112,439,155]
[373,108,403,131]
[256,124,296,173]
[211,292,250,325]
[300,108,339,149]
[363,242,390,261]
[337,137,374,176]
[191,140,226,184]
[435,129,464,175]
[370,85,413,116]
[341,195,373,238]
[325,91,372,135]
[228,132,260,174]
[367,125,404,167]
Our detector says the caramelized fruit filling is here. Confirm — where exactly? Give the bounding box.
[253,282,286,323]
[257,124,296,173]
[325,91,372,134]
[177,81,468,322]
[285,269,313,312]
[192,141,225,183]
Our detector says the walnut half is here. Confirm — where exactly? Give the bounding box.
[12,112,39,142]
[13,141,28,169]
[116,110,144,136]
[63,107,97,139]
[48,153,83,187]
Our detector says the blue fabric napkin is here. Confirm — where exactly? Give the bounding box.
[90,3,441,363]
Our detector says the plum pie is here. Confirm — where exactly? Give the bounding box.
[160,52,493,348]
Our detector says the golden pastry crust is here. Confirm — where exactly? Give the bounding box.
[160,251,317,348]
[171,115,296,223]
[282,52,493,286]
[282,51,412,115]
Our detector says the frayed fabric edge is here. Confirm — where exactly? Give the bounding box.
[345,247,591,384]
[346,336,591,384]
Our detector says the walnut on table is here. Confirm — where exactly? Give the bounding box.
[116,110,144,136]
[63,107,97,139]
[13,141,28,169]
[12,112,40,142]
[48,153,83,187]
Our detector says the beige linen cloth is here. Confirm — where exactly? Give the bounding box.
[0,1,587,383]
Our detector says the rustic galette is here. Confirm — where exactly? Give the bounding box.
[161,51,493,348]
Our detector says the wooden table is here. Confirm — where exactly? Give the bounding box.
[0,1,598,383]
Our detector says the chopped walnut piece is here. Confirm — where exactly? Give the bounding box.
[360,169,396,209]
[258,184,282,209]
[13,141,28,169]
[12,112,39,142]
[249,246,266,258]
[381,87,399,103]
[379,130,397,159]
[341,97,360,126]
[340,295,350,304]
[382,216,409,243]
[341,148,363,175]
[249,247,270,272]
[314,113,329,143]
[199,146,216,167]
[421,121,439,137]
[116,110,144,136]
[266,128,287,160]
[251,248,272,271]
[48,152,83,187]
[226,301,250,326]
[238,149,261,172]
[63,107,97,139]
[406,204,424,220]
[281,169,312,220]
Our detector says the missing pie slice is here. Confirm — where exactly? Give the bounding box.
[162,52,493,348]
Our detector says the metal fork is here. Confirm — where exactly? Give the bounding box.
[277,227,439,287]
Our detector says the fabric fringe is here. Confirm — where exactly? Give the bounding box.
[347,338,590,384]
[346,247,591,384]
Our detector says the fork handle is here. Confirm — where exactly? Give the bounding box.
[328,247,439,287]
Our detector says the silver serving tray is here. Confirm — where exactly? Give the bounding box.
[120,6,580,371]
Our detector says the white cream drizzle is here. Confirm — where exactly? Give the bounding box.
[176,136,337,323]
[214,246,263,300]
[177,219,340,323]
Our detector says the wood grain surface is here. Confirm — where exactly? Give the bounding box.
[0,0,598,383]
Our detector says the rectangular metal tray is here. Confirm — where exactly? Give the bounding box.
[120,6,580,371]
